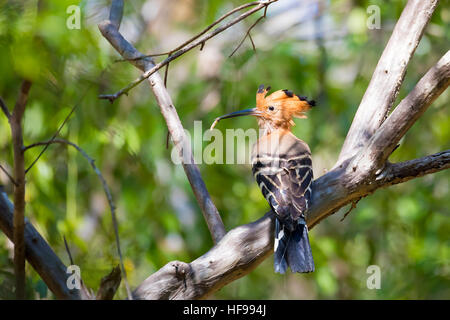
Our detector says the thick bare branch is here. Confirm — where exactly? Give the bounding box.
[338,0,440,163]
[10,79,31,299]
[98,1,226,243]
[355,50,450,171]
[117,0,449,300]
[1,0,444,301]
[109,0,123,30]
[133,212,274,300]
[134,149,449,299]
[379,150,450,186]
[0,188,81,299]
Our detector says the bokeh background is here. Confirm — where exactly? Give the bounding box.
[0,0,449,299]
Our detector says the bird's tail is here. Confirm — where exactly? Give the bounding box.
[274,218,314,274]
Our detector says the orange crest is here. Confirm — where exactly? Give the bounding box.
[256,85,315,127]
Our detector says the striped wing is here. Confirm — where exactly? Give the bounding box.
[252,154,313,231]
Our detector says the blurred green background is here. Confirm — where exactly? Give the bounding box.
[0,0,449,299]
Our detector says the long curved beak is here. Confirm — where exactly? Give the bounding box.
[210,108,261,130]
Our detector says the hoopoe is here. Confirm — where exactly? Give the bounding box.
[211,84,316,273]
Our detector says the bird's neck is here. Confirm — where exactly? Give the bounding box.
[258,118,292,136]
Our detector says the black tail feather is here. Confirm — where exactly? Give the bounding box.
[274,219,314,274]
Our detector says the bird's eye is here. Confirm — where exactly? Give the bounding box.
[268,106,275,111]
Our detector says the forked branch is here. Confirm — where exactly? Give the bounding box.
[338,0,440,163]
[99,0,278,102]
[98,0,227,243]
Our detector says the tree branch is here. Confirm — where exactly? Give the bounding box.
[378,150,450,187]
[24,86,90,174]
[0,96,11,119]
[0,0,446,301]
[98,0,278,102]
[10,79,31,299]
[355,50,450,171]
[338,0,440,163]
[109,0,123,30]
[24,138,132,299]
[118,0,449,300]
[133,149,450,299]
[133,212,275,300]
[228,14,266,58]
[98,0,226,243]
[0,188,81,299]
[116,1,265,63]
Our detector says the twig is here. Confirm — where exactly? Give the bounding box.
[229,14,265,57]
[25,87,89,174]
[164,53,171,87]
[0,96,11,119]
[248,33,256,52]
[0,164,18,186]
[24,138,133,300]
[63,235,74,266]
[166,131,171,150]
[10,79,32,299]
[340,197,361,222]
[63,235,95,300]
[116,1,265,63]
[99,0,278,102]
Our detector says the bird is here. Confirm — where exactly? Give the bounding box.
[210,84,316,273]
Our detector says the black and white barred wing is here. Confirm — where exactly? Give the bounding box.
[252,153,314,273]
[285,155,313,221]
[252,154,313,228]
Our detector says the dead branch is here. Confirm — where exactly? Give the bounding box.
[134,212,275,300]
[355,50,450,171]
[98,0,278,102]
[117,1,265,63]
[338,0,440,163]
[133,149,449,299]
[132,1,449,299]
[0,188,81,299]
[229,13,266,58]
[98,0,227,244]
[0,0,447,301]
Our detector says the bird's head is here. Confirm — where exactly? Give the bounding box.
[210,84,315,132]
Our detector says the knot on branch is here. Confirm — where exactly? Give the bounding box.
[172,261,190,280]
